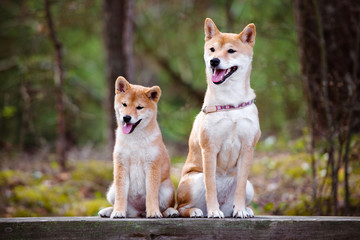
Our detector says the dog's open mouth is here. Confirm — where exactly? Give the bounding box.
[122,119,142,134]
[211,66,238,85]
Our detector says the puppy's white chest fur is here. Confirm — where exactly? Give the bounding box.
[114,129,160,197]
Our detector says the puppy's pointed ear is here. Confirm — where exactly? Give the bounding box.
[205,18,220,41]
[239,23,256,47]
[146,86,161,103]
[115,76,130,94]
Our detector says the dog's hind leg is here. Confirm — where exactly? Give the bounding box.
[177,173,207,217]
[98,183,115,217]
[163,207,179,218]
[159,178,179,217]
[246,180,254,205]
[178,207,204,218]
[98,207,113,218]
[106,182,115,204]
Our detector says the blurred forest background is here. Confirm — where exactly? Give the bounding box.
[0,0,359,217]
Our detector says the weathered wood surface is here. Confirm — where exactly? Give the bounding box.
[1,216,360,240]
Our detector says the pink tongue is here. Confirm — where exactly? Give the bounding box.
[212,69,226,83]
[122,123,133,134]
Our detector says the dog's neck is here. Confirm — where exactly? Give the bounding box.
[203,65,255,107]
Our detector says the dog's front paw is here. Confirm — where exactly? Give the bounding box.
[189,208,203,218]
[233,206,254,218]
[207,209,224,218]
[163,207,179,218]
[110,210,126,218]
[146,209,163,218]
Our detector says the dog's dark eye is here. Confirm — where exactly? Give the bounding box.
[228,49,236,53]
[122,103,127,107]
[210,47,215,52]
[136,106,143,110]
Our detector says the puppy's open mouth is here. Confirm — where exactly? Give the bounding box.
[211,66,238,85]
[122,119,142,134]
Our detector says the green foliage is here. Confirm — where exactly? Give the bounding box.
[0,0,304,151]
[251,136,360,216]
[0,160,112,217]
[1,135,360,217]
[12,184,73,216]
[0,0,105,150]
[66,198,109,217]
[0,169,26,186]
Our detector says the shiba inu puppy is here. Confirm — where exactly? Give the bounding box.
[98,77,178,218]
[176,18,261,218]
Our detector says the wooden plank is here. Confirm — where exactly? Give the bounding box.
[1,216,360,240]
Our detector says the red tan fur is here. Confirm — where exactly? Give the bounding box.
[98,77,178,218]
[177,18,261,218]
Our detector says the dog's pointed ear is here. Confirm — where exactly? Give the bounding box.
[146,86,161,103]
[205,18,220,41]
[239,23,256,47]
[115,76,131,94]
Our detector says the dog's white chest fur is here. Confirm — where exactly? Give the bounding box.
[202,105,259,173]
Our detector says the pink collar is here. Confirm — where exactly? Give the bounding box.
[202,99,256,114]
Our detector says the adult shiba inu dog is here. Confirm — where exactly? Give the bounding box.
[98,77,178,218]
[176,18,261,218]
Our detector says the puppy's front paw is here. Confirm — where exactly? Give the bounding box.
[146,209,163,218]
[233,206,254,218]
[207,209,224,218]
[110,210,126,218]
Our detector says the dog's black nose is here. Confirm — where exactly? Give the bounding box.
[210,58,220,67]
[123,115,131,123]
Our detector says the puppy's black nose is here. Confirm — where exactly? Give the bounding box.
[123,115,131,123]
[210,58,220,67]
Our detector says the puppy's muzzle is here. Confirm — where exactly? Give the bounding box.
[123,115,132,123]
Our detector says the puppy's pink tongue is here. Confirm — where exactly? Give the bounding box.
[212,69,226,83]
[122,123,133,134]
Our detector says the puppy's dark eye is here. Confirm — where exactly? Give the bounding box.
[136,106,143,110]
[228,49,236,53]
[210,47,215,52]
[122,103,127,107]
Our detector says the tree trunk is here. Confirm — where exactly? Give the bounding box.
[294,0,360,215]
[103,0,134,149]
[45,0,67,171]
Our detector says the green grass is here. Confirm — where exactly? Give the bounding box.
[0,160,111,217]
[1,140,359,217]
